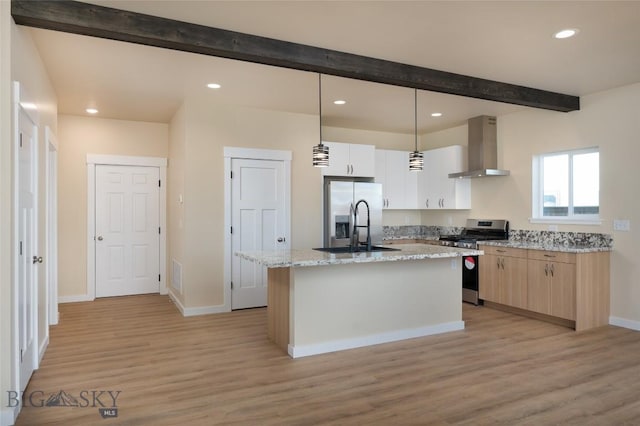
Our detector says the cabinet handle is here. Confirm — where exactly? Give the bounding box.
[350,164,354,174]
[496,249,507,253]
[550,264,554,277]
[501,258,505,269]
[497,259,501,269]
[426,199,429,208]
[544,254,556,258]
[544,264,549,276]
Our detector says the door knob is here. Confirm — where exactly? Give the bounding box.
[32,256,43,264]
[97,236,104,241]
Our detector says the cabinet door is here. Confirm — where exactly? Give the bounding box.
[418,146,470,209]
[374,150,388,206]
[384,150,408,208]
[527,259,551,315]
[550,262,576,320]
[479,254,501,303]
[349,144,376,177]
[503,256,528,309]
[418,149,438,208]
[321,142,350,176]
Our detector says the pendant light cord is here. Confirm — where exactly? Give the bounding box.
[319,74,323,144]
[414,89,418,151]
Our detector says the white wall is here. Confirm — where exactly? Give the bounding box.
[0,3,14,423]
[2,19,58,424]
[57,115,169,299]
[422,83,640,325]
[169,99,321,309]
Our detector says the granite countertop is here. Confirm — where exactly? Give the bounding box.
[479,240,613,253]
[236,243,483,268]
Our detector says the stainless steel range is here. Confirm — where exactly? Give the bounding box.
[439,219,509,305]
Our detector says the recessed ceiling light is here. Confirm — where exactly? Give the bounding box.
[554,28,579,39]
[431,112,442,117]
[207,83,221,89]
[333,100,346,105]
[86,108,99,114]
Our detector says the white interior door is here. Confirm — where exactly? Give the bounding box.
[17,107,38,391]
[95,165,160,298]
[231,158,287,309]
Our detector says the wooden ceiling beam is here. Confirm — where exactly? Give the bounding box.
[11,0,580,112]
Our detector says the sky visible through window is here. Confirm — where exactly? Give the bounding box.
[542,150,599,216]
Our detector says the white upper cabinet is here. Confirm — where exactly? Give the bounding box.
[417,145,470,210]
[375,149,418,209]
[321,142,375,177]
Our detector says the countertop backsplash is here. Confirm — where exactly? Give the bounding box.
[383,225,462,240]
[383,225,613,249]
[508,229,613,249]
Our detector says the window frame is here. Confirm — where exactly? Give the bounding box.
[531,147,601,225]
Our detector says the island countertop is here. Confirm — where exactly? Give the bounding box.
[236,243,483,268]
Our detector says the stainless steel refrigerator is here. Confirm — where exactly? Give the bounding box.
[324,180,383,248]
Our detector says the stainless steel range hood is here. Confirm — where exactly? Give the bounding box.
[448,115,510,178]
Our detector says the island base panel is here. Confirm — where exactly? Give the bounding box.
[267,267,290,352]
[287,258,463,357]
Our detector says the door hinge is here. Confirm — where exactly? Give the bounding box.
[230,226,233,234]
[158,180,161,188]
[158,274,161,282]
[159,227,161,234]
[19,133,23,148]
[20,349,23,363]
[19,241,23,256]
[230,171,233,179]
[231,281,234,290]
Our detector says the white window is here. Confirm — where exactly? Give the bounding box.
[532,148,600,223]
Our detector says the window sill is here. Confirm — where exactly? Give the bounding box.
[529,218,602,226]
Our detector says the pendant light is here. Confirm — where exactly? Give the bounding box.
[409,89,424,171]
[313,74,329,167]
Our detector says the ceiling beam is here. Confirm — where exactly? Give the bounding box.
[11,0,580,112]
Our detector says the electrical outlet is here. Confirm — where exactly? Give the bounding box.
[613,219,631,232]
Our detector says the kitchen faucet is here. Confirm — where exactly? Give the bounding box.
[351,199,371,252]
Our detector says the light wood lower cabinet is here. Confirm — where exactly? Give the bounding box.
[479,247,528,309]
[527,253,576,321]
[479,245,610,331]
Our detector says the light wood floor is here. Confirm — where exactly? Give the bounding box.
[17,295,640,425]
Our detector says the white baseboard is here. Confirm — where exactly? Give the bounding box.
[168,289,230,317]
[610,316,640,331]
[288,320,465,358]
[0,406,18,426]
[38,335,49,364]
[58,294,93,303]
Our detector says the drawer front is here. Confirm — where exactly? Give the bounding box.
[527,250,576,264]
[479,245,528,258]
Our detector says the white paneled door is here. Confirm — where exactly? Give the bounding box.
[231,158,287,309]
[95,165,160,298]
[17,107,38,392]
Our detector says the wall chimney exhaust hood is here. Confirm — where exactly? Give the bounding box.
[449,115,510,178]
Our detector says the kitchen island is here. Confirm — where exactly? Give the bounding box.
[236,244,483,358]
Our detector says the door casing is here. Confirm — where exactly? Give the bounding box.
[87,154,167,300]
[12,81,40,400]
[223,147,291,312]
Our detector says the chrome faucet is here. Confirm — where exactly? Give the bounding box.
[352,199,371,252]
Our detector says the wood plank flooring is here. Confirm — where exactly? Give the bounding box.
[16,295,640,425]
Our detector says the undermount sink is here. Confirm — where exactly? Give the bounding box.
[313,245,400,254]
